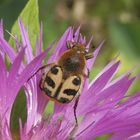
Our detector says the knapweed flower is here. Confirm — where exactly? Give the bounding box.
[0,19,140,140]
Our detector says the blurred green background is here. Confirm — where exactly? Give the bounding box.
[0,0,140,139]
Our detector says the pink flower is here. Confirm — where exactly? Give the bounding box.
[0,19,140,140]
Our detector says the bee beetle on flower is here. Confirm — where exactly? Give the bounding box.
[32,41,95,124]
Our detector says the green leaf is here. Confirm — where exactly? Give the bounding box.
[10,90,27,131]
[44,101,54,116]
[9,0,40,49]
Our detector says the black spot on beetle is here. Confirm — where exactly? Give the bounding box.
[43,88,52,96]
[72,77,81,86]
[59,97,70,103]
[51,66,59,75]
[63,89,77,96]
[45,76,55,88]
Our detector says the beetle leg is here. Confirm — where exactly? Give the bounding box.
[85,53,94,60]
[27,63,55,82]
[73,94,80,126]
[69,94,80,138]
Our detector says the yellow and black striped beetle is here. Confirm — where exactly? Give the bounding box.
[30,41,95,124]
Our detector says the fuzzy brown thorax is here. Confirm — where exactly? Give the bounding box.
[58,45,86,77]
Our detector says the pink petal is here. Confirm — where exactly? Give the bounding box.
[8,47,25,85]
[0,37,16,62]
[17,47,49,90]
[87,40,104,70]
[86,36,93,49]
[74,26,81,42]
[47,27,72,63]
[18,19,33,63]
[0,53,7,94]
[89,60,120,95]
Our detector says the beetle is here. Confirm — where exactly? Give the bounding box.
[29,41,95,124]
